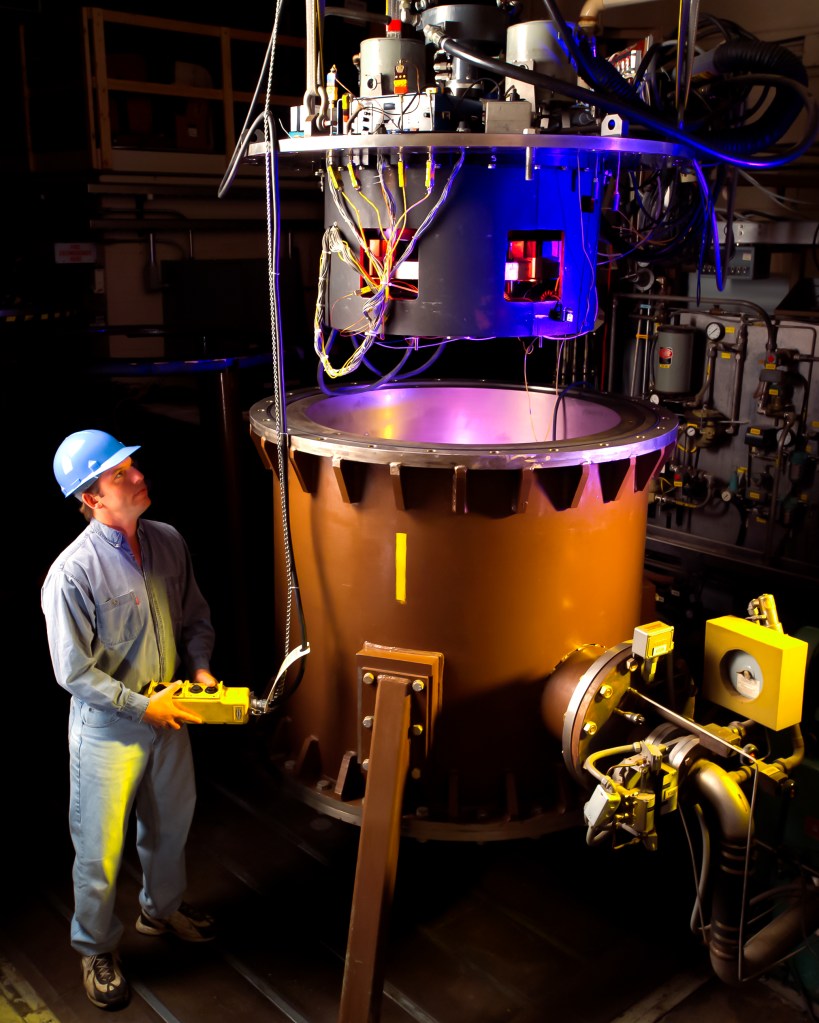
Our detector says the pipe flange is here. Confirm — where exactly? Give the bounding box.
[561,642,634,785]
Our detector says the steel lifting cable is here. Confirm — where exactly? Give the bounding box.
[260,0,309,709]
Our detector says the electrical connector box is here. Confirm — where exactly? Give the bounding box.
[483,99,533,134]
[632,621,674,660]
[702,616,807,730]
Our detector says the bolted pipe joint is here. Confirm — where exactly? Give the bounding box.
[423,22,448,47]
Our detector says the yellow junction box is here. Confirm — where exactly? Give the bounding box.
[633,621,674,659]
[147,680,251,725]
[702,616,807,731]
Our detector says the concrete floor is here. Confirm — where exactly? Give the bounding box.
[1,724,816,1023]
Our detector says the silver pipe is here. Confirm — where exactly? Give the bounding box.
[614,292,774,347]
[607,295,619,393]
[726,319,748,434]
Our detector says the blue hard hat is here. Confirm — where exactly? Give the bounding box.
[53,429,141,499]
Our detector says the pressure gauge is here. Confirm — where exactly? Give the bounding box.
[722,649,764,700]
[706,321,725,341]
[776,426,796,450]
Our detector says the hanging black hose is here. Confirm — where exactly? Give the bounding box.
[540,0,642,104]
[495,0,817,164]
[422,25,818,168]
[704,39,810,154]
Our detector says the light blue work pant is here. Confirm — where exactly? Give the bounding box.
[67,698,196,956]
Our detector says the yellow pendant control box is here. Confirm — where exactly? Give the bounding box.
[702,616,807,731]
[147,680,251,724]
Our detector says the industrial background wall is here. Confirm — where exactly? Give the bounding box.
[2,0,819,1021]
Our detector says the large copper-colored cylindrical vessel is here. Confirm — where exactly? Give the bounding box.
[250,383,677,838]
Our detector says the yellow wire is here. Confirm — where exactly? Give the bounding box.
[339,191,384,279]
[319,153,453,375]
[358,188,389,243]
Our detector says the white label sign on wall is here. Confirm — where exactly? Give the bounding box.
[54,242,98,264]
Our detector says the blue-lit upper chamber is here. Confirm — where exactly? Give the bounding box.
[234,0,815,393]
[320,147,604,341]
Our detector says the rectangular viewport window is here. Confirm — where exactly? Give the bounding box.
[360,229,418,301]
[504,231,563,302]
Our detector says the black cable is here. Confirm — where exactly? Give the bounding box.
[541,0,636,102]
[455,77,502,100]
[450,77,502,122]
[551,379,589,440]
[632,40,674,90]
[632,170,697,232]
[218,23,275,199]
[427,31,819,169]
[317,335,413,395]
[697,15,758,44]
[736,85,775,123]
[608,168,706,265]
[696,15,736,45]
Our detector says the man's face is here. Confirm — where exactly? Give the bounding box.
[92,457,151,522]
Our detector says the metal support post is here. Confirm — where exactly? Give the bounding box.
[338,674,411,1023]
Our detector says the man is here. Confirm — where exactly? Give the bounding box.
[42,428,218,1010]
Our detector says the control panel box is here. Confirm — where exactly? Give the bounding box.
[147,680,251,724]
[336,92,482,135]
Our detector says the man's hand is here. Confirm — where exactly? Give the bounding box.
[192,668,220,689]
[143,681,204,729]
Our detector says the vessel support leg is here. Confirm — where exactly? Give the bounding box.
[338,674,411,1023]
